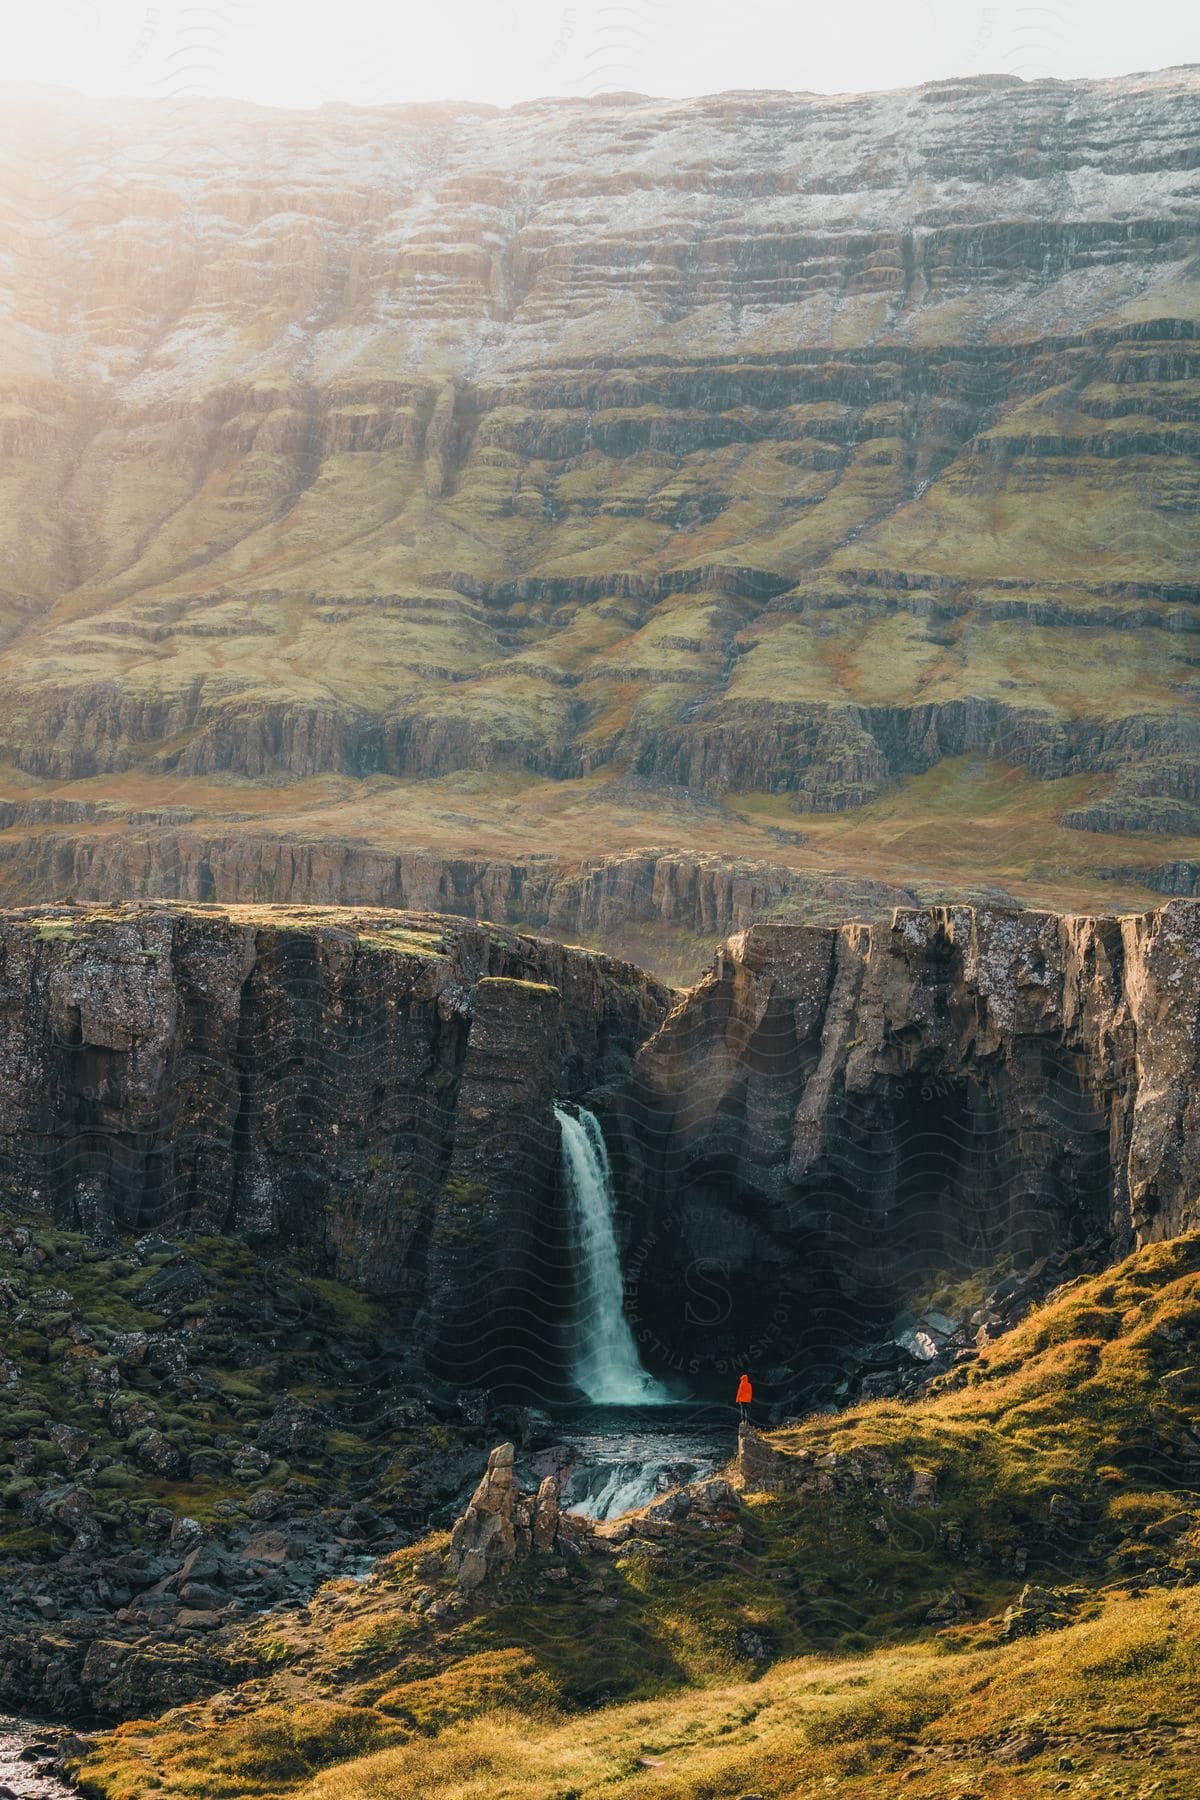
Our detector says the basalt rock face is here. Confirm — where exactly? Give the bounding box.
[619,901,1200,1392]
[0,72,1197,912]
[0,830,921,953]
[2,899,1200,1405]
[0,903,671,1382]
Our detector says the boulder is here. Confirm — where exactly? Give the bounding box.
[135,1257,207,1313]
[258,1401,324,1457]
[994,1729,1047,1765]
[736,1424,808,1493]
[1002,1583,1078,1639]
[135,1430,182,1477]
[177,1582,223,1612]
[691,1477,739,1516]
[168,1516,207,1555]
[174,1545,221,1587]
[47,1423,90,1467]
[109,1395,157,1439]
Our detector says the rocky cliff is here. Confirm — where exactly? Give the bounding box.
[0,902,671,1387]
[0,71,1197,936]
[0,829,925,976]
[616,899,1200,1392]
[2,900,1199,1405]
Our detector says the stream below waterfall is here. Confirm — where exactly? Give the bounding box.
[524,1400,736,1521]
[0,1718,77,1798]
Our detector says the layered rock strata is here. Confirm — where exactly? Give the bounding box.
[0,834,922,947]
[0,70,1196,880]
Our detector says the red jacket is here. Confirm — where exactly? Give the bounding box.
[736,1374,753,1404]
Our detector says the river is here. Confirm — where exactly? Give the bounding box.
[532,1399,735,1519]
[0,1718,77,1799]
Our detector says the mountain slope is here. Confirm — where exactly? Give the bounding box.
[0,70,1198,960]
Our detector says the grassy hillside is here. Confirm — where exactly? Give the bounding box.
[0,75,1198,956]
[70,1233,1200,1798]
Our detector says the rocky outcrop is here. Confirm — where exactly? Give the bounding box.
[617,901,1200,1392]
[736,1424,937,1507]
[445,1443,580,1590]
[447,1443,522,1590]
[444,1443,741,1592]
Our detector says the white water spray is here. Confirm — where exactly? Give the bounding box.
[554,1105,669,1405]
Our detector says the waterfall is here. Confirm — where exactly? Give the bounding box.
[554,1105,669,1405]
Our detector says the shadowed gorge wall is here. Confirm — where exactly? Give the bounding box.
[618,902,1200,1389]
[0,904,671,1392]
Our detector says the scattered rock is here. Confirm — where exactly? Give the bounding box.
[169,1517,207,1555]
[994,1729,1047,1764]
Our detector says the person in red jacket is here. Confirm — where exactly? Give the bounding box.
[736,1372,752,1422]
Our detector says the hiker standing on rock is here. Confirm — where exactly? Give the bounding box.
[736,1371,752,1422]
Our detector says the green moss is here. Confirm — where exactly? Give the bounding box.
[307,1277,379,1332]
[0,1526,52,1557]
[33,920,76,942]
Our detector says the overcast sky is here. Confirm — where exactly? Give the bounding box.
[4,0,1195,108]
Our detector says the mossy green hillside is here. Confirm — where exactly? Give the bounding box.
[0,81,1197,920]
[70,1234,1200,1799]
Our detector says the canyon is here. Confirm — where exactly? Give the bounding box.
[0,59,1198,1798]
[2,897,1198,1402]
[0,70,1197,967]
[2,893,1200,1751]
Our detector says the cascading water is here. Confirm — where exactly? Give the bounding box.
[0,1715,76,1797]
[554,1104,670,1405]
[557,1416,725,1518]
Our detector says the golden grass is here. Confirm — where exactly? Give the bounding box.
[76,1588,1200,1799]
[70,1236,1200,1800]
